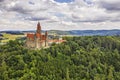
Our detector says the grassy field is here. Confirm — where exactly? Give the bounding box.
[1,33,25,43]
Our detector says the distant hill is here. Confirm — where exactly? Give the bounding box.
[69,30,120,36]
[0,31,24,35]
[0,30,120,36]
[48,30,120,36]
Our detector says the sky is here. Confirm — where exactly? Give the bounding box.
[0,0,120,31]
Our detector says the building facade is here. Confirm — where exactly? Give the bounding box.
[26,22,66,49]
[26,22,48,49]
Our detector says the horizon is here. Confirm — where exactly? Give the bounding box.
[0,0,120,30]
[1,29,120,32]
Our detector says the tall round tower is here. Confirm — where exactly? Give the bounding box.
[36,22,41,34]
[45,31,48,47]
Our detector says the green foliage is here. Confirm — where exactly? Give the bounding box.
[0,36,120,80]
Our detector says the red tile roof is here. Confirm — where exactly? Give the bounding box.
[27,33,34,40]
[41,35,46,40]
[36,33,41,38]
[27,33,47,40]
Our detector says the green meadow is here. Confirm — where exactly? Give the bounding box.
[1,33,25,43]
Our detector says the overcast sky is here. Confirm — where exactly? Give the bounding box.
[0,0,120,31]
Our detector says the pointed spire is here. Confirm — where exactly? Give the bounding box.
[36,22,41,33]
[45,31,48,36]
[45,31,48,47]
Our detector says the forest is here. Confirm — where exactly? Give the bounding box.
[0,36,120,80]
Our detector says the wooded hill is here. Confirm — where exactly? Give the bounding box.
[0,36,120,80]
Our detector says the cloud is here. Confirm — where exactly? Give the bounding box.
[97,0,120,12]
[0,0,4,2]
[54,0,74,3]
[0,0,120,31]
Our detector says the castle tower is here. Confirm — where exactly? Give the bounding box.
[26,22,51,49]
[45,31,48,37]
[36,22,41,34]
[35,22,41,49]
[45,31,48,47]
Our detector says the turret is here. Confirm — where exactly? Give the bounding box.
[45,31,48,47]
[36,22,41,33]
[45,31,48,37]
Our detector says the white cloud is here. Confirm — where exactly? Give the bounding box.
[0,0,120,31]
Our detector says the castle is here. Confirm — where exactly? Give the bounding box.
[26,22,65,49]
